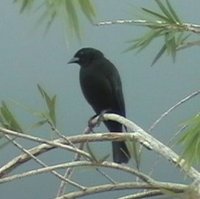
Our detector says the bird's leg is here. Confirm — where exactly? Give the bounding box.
[88,114,99,132]
[98,109,111,125]
[88,109,111,131]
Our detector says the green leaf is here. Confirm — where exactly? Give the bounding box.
[0,101,23,133]
[44,11,57,35]
[31,119,48,129]
[151,44,166,66]
[20,0,29,13]
[142,8,169,22]
[49,95,56,126]
[78,0,96,23]
[155,0,175,23]
[64,0,81,39]
[125,29,163,53]
[15,0,96,39]
[166,0,181,23]
[126,139,140,170]
[127,0,188,64]
[14,0,34,13]
[37,84,57,127]
[165,32,176,62]
[178,114,200,168]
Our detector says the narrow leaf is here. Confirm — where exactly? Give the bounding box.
[151,44,166,66]
[142,8,169,22]
[31,120,48,129]
[14,0,34,13]
[78,0,95,23]
[178,114,200,167]
[155,0,175,23]
[64,0,80,39]
[166,0,181,23]
[0,101,23,133]
[37,85,57,127]
[49,95,56,126]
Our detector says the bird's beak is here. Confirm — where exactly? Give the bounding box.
[68,57,79,64]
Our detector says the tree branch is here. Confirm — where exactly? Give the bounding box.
[56,181,186,199]
[149,89,200,131]
[95,19,200,34]
[2,134,85,190]
[0,114,200,180]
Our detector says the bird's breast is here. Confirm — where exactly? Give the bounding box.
[79,67,113,113]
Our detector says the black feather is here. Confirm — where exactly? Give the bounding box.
[68,48,130,163]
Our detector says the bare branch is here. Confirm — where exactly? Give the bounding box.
[95,19,200,34]
[102,114,200,180]
[1,114,200,181]
[0,160,187,199]
[0,127,92,162]
[56,125,93,196]
[3,134,85,190]
[56,181,186,199]
[0,161,152,184]
[119,190,169,199]
[149,89,200,131]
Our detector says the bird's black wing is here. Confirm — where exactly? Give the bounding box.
[101,58,129,163]
[79,64,113,114]
[103,58,126,117]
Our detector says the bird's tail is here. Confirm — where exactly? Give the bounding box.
[104,120,130,163]
[112,141,129,163]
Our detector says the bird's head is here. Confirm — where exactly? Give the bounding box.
[68,48,104,67]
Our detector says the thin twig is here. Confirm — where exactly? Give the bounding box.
[102,114,200,180]
[53,125,115,188]
[56,126,92,196]
[149,89,200,131]
[95,168,116,184]
[3,134,85,190]
[56,114,116,196]
[0,161,154,184]
[147,125,188,178]
[146,90,200,179]
[95,19,200,34]
[56,181,186,199]
[57,115,115,196]
[1,117,200,180]
[0,127,92,160]
[0,159,186,195]
[1,113,200,195]
[47,120,77,149]
[118,190,166,199]
[177,40,200,51]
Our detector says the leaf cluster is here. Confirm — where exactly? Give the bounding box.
[0,85,57,149]
[178,114,200,168]
[126,0,190,65]
[14,0,96,38]
[37,84,57,128]
[0,101,23,133]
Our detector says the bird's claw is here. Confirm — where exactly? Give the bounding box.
[88,114,99,132]
[88,109,110,131]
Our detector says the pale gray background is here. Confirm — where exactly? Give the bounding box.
[0,0,200,198]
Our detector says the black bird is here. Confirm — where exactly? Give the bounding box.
[68,48,130,163]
